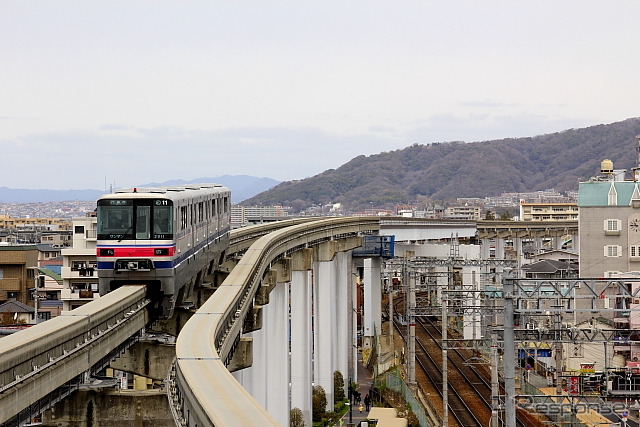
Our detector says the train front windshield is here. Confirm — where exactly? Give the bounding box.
[97,199,173,240]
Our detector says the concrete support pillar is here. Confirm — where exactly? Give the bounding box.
[313,256,337,407]
[351,264,359,384]
[363,257,382,338]
[290,248,313,427]
[335,251,351,393]
[265,282,289,427]
[495,237,505,259]
[243,328,266,406]
[231,365,244,386]
[494,238,505,285]
[534,237,543,253]
[513,237,523,271]
[481,238,492,259]
[553,235,563,250]
[242,281,289,424]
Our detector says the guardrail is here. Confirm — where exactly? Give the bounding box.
[172,217,380,427]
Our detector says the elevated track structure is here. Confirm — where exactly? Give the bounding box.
[0,217,585,426]
[171,216,380,426]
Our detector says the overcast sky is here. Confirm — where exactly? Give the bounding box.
[2,1,639,190]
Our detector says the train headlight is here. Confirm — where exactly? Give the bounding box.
[100,248,115,256]
[154,248,169,256]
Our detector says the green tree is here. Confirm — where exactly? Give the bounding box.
[312,385,327,422]
[485,210,495,220]
[290,407,305,427]
[334,371,346,402]
[500,211,512,220]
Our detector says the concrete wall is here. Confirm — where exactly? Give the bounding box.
[43,389,172,427]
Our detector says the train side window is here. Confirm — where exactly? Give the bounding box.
[181,206,188,230]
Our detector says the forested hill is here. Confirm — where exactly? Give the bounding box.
[242,118,640,210]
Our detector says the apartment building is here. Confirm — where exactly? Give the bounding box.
[445,205,482,220]
[60,214,99,311]
[231,205,289,226]
[40,232,72,247]
[519,202,578,221]
[0,215,71,231]
[0,244,39,306]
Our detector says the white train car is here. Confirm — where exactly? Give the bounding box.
[96,184,231,319]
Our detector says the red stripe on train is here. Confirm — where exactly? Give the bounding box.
[97,247,175,257]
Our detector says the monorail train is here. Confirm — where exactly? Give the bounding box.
[96,184,231,319]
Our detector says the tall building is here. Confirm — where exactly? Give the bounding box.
[578,159,640,278]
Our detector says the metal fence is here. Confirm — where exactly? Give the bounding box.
[382,372,432,427]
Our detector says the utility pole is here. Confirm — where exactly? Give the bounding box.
[504,275,516,427]
[442,293,449,427]
[491,326,500,427]
[388,278,394,338]
[407,271,416,389]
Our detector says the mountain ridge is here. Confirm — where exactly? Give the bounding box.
[242,118,640,210]
[0,175,279,204]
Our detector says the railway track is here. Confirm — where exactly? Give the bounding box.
[394,315,485,426]
[421,316,493,425]
[392,294,533,426]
